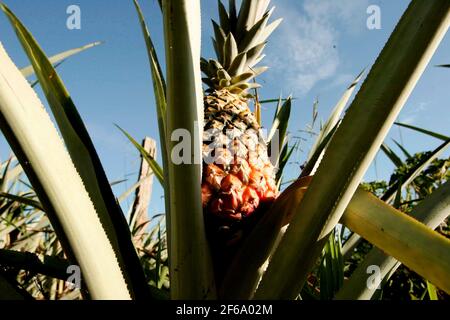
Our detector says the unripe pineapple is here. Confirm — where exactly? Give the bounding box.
[201,0,282,253]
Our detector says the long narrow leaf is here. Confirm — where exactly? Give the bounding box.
[220,176,312,299]
[380,143,403,167]
[395,122,449,141]
[260,98,291,104]
[341,231,361,261]
[0,43,130,299]
[0,211,42,240]
[133,0,167,147]
[340,187,450,295]
[343,139,449,258]
[1,4,149,299]
[118,174,152,204]
[382,139,450,203]
[162,0,216,299]
[0,274,28,300]
[276,142,297,184]
[255,1,450,299]
[133,0,172,254]
[116,125,164,185]
[336,179,450,300]
[427,282,439,300]
[267,96,291,146]
[0,192,44,211]
[392,139,412,159]
[307,69,365,161]
[0,249,71,281]
[30,61,64,89]
[0,157,13,192]
[300,121,340,178]
[20,41,103,78]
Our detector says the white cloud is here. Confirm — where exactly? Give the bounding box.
[324,73,356,90]
[398,101,430,125]
[267,0,369,95]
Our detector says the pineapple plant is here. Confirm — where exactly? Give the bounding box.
[0,0,450,301]
[200,1,281,251]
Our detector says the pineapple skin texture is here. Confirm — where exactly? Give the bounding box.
[201,89,278,245]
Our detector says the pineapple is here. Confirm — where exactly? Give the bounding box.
[201,1,282,251]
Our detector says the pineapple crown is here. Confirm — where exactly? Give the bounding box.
[201,0,282,95]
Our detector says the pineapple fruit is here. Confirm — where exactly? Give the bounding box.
[201,0,282,252]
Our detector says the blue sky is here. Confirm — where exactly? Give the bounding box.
[0,0,449,217]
